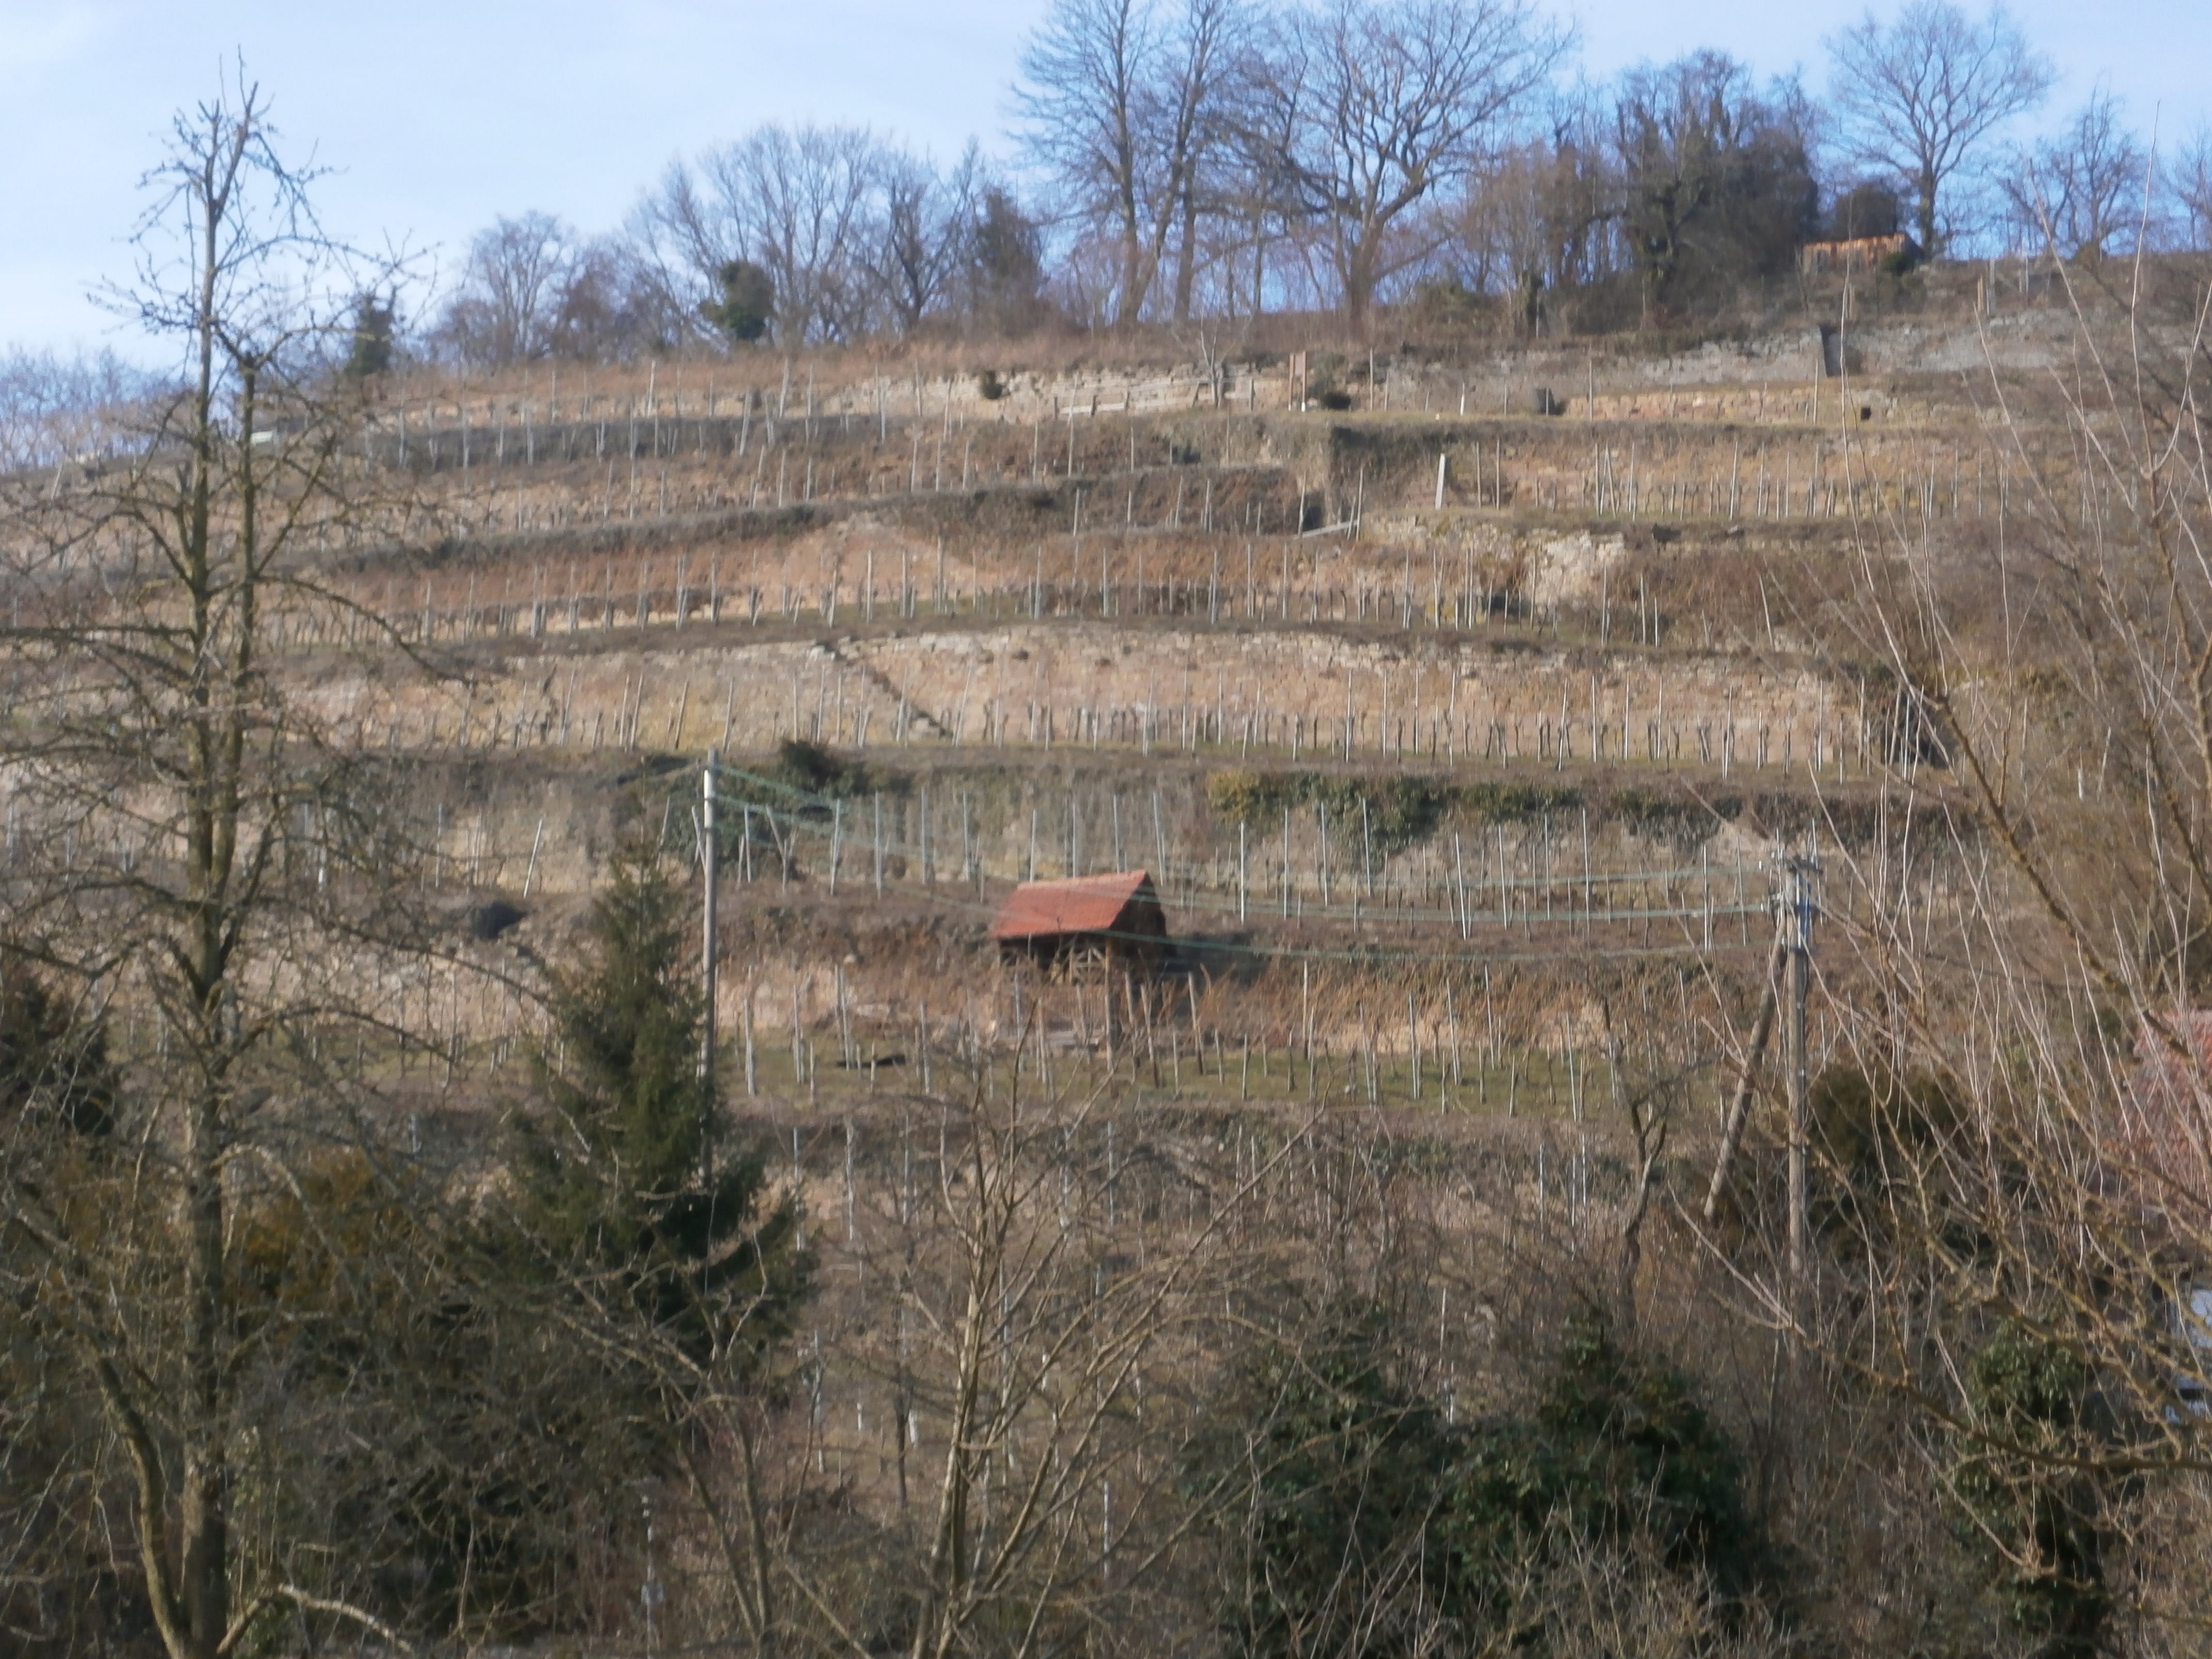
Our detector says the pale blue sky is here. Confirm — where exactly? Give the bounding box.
[2,0,2201,356]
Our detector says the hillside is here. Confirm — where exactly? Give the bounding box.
[16,250,2212,1653]
[208,279,2069,1119]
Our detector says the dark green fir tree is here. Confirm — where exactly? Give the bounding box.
[513,835,805,1356]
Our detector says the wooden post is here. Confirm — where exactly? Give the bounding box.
[1704,926,1784,1225]
[701,753,720,1169]
[1785,853,1816,1289]
[744,986,758,1096]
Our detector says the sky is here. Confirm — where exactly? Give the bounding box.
[1,0,2203,360]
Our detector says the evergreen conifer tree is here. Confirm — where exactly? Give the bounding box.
[514,835,804,1356]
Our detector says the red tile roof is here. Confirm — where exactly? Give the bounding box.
[989,871,1160,941]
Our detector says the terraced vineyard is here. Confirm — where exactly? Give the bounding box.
[20,44,2212,1655]
[106,297,2075,1158]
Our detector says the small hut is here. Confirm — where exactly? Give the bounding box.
[988,871,1167,973]
[1797,232,1921,277]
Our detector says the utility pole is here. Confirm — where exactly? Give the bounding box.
[1783,849,1818,1287]
[702,750,720,1179]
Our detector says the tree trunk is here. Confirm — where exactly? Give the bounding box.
[1342,241,1378,332]
[177,1076,230,1659]
[1174,186,1200,323]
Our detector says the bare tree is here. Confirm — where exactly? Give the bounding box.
[1449,92,1630,316]
[1706,229,2212,1659]
[0,77,443,1658]
[625,162,737,347]
[1826,0,2053,254]
[1449,140,1562,299]
[424,216,670,363]
[1157,0,1255,320]
[547,234,684,358]
[636,124,886,345]
[770,1053,1287,1659]
[1250,0,1569,327]
[869,144,983,335]
[1613,55,1820,321]
[0,348,165,471]
[1212,13,1316,318]
[433,209,580,365]
[1998,88,2151,258]
[1014,0,1250,327]
[2170,126,2212,250]
[1460,120,1637,320]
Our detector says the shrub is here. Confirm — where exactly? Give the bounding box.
[1208,772,1585,848]
[1408,276,1502,338]
[704,259,775,345]
[1953,1322,2128,1658]
[1188,1302,1457,1659]
[1193,1303,1774,1659]
[1309,775,1451,849]
[767,736,884,800]
[1457,1310,1767,1600]
[1206,769,1303,825]
[0,956,115,1138]
[1205,770,1454,850]
[710,740,903,817]
[342,291,396,379]
[1607,785,1709,841]
[1458,782,1582,824]
[1828,181,1902,240]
